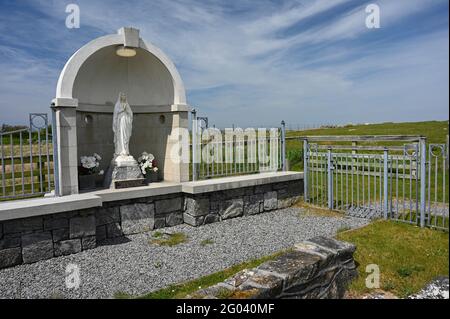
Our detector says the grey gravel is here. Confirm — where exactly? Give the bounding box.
[0,207,368,299]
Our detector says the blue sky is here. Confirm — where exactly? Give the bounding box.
[0,0,448,128]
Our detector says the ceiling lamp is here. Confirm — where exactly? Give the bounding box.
[116,45,136,57]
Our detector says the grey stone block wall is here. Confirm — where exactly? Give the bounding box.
[0,209,97,269]
[183,179,303,227]
[0,180,302,270]
[187,237,357,299]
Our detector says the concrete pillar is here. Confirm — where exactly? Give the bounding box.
[51,98,79,195]
[164,110,190,182]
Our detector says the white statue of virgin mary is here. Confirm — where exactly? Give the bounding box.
[113,92,133,157]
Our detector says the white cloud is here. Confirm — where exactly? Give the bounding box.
[0,0,448,127]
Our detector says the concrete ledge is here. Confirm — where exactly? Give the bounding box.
[0,172,303,222]
[182,171,303,194]
[0,194,102,221]
[94,182,182,202]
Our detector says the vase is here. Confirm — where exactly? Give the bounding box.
[79,175,96,191]
[144,171,159,184]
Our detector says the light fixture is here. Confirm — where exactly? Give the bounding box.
[116,45,136,57]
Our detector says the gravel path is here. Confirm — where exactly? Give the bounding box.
[0,207,368,299]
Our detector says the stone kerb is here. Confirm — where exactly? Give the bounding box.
[186,237,357,299]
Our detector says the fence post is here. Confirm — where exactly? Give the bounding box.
[281,120,286,171]
[419,137,427,227]
[51,108,60,196]
[327,148,334,210]
[191,108,197,181]
[446,135,449,170]
[352,141,357,155]
[383,148,389,219]
[303,139,308,202]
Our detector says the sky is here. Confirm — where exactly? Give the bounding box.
[0,0,448,128]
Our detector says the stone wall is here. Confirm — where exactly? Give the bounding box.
[187,237,357,299]
[0,179,302,269]
[183,179,303,226]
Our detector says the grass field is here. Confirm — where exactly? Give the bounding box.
[286,120,448,171]
[337,220,449,298]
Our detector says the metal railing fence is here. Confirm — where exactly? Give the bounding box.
[0,113,54,200]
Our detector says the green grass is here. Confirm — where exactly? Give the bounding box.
[287,120,448,143]
[286,120,449,171]
[337,220,449,298]
[200,238,215,246]
[149,232,188,247]
[115,251,287,299]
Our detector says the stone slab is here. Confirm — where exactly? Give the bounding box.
[0,247,22,268]
[120,203,155,235]
[182,171,303,194]
[69,215,96,238]
[54,239,82,257]
[155,197,182,214]
[21,232,54,264]
[184,197,210,217]
[264,191,278,211]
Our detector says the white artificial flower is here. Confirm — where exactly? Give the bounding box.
[93,153,101,160]
[99,170,104,175]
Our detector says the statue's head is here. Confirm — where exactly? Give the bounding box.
[119,92,127,103]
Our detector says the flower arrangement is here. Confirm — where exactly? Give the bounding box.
[79,153,104,176]
[138,152,158,176]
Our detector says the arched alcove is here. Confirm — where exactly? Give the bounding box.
[52,27,190,195]
[72,46,175,106]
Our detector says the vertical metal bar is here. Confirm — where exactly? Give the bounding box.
[303,140,308,201]
[281,121,286,171]
[29,118,34,194]
[334,153,338,209]
[378,155,384,211]
[368,155,371,211]
[434,154,438,227]
[396,157,399,217]
[327,148,333,210]
[340,154,343,210]
[403,153,407,216]
[427,145,432,225]
[37,127,43,193]
[321,152,325,206]
[389,159,394,216]
[346,154,349,209]
[191,109,197,181]
[1,135,4,196]
[362,154,365,207]
[356,155,360,206]
[374,156,377,210]
[419,138,426,227]
[20,131,24,194]
[45,117,51,191]
[315,150,320,204]
[383,148,389,219]
[443,145,447,229]
[351,154,354,208]
[51,108,60,196]
[10,134,15,196]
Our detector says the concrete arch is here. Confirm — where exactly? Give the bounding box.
[55,28,186,106]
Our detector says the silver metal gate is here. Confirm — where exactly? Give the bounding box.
[0,113,54,200]
[303,135,448,231]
